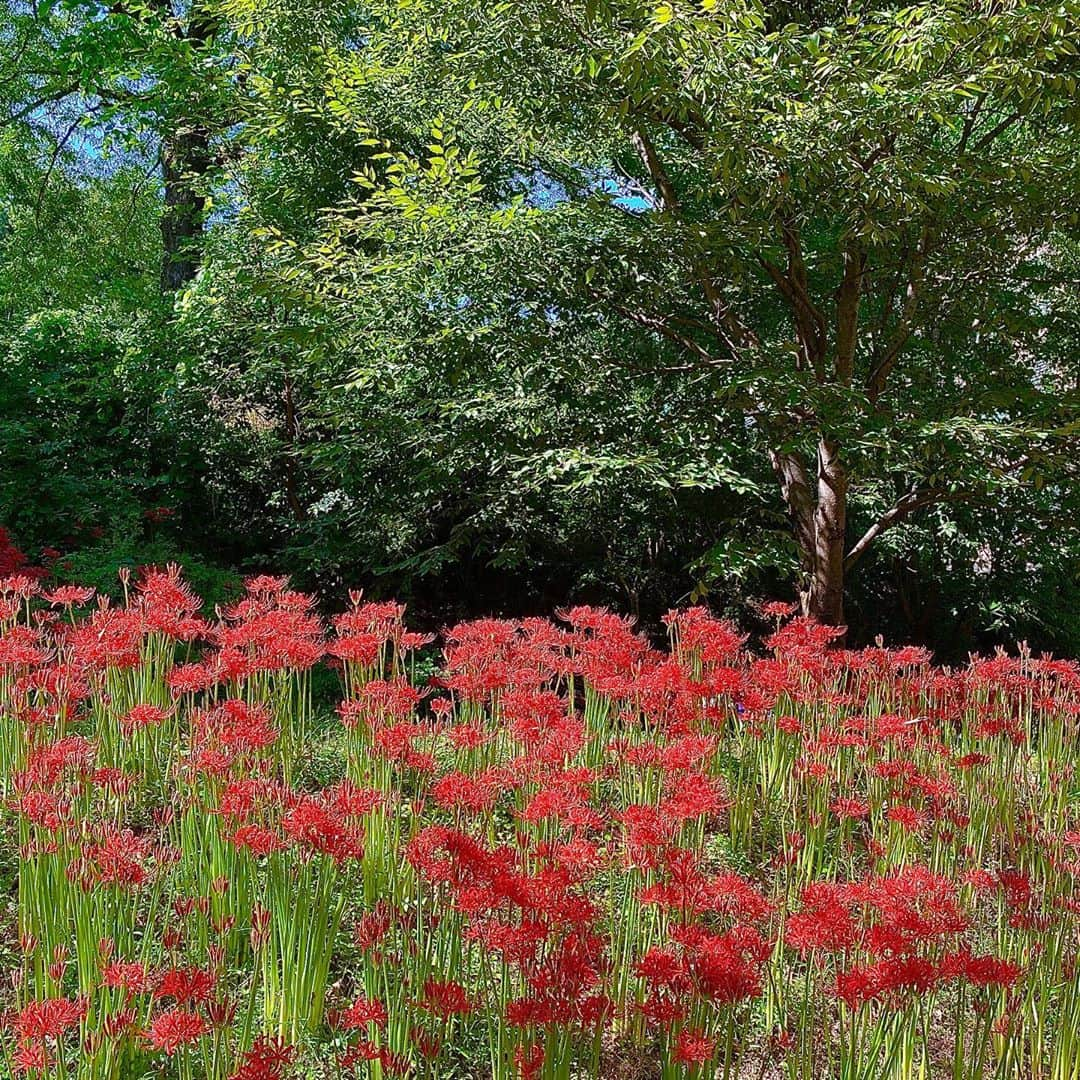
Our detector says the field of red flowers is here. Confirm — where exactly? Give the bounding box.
[2,568,1079,1080]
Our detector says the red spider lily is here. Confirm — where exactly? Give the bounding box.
[101,960,150,995]
[831,796,871,820]
[11,1038,53,1072]
[660,770,732,822]
[431,768,505,813]
[227,823,285,856]
[939,950,1023,989]
[250,905,272,950]
[677,925,769,1004]
[229,1036,295,1080]
[7,569,1080,1080]
[836,955,944,1008]
[514,1042,545,1079]
[12,996,86,1041]
[154,966,216,1005]
[785,884,859,954]
[0,573,43,597]
[419,977,474,1017]
[245,575,291,597]
[636,947,694,995]
[354,903,394,950]
[0,630,46,671]
[145,1007,209,1053]
[761,600,798,621]
[281,795,364,863]
[674,1025,716,1065]
[887,804,925,832]
[120,703,170,731]
[68,826,153,889]
[43,585,95,608]
[339,996,388,1029]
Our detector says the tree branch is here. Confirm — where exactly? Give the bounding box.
[844,487,973,571]
[629,125,681,213]
[625,98,707,152]
[835,246,865,385]
[2,85,79,127]
[782,223,828,343]
[610,301,719,367]
[33,112,85,219]
[760,221,828,379]
[956,92,987,154]
[973,111,1025,151]
[627,122,758,359]
[866,226,930,402]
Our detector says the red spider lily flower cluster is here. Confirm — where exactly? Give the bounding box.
[2,571,1080,1080]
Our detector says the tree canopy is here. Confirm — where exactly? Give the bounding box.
[1,0,1078,651]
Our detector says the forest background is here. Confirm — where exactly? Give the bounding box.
[1,0,1078,656]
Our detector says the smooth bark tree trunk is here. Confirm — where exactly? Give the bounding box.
[769,447,815,614]
[808,437,847,626]
[771,438,848,626]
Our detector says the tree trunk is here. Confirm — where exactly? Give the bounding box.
[771,438,848,626]
[808,436,847,625]
[769,448,815,614]
[160,126,211,292]
[156,0,219,292]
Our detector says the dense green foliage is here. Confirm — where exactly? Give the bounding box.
[1,0,1078,653]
